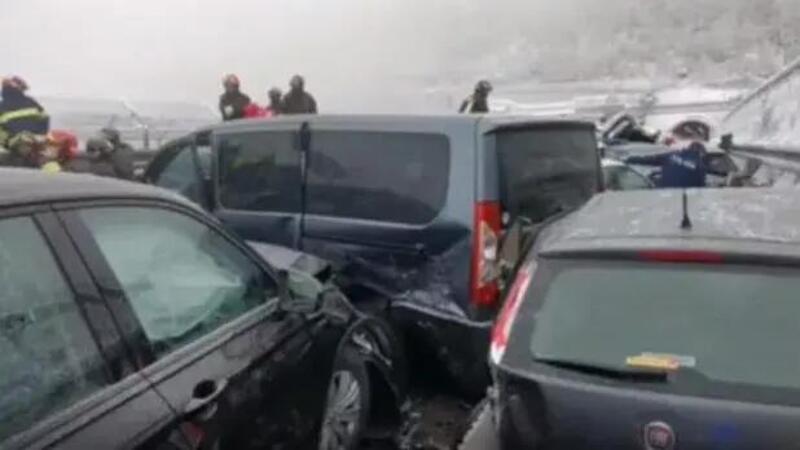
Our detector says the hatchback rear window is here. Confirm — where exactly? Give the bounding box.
[495,126,599,222]
[306,131,450,224]
[528,260,800,396]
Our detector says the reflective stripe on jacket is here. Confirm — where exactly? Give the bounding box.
[0,97,50,146]
[0,107,46,125]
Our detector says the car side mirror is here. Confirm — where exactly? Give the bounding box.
[275,269,322,315]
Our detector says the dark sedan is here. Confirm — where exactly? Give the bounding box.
[0,169,401,450]
[485,188,800,449]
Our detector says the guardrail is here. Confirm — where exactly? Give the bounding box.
[721,55,800,150]
[724,56,800,122]
[718,137,800,186]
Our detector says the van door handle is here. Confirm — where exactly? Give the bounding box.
[184,378,228,419]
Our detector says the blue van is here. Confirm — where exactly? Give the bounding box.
[145,114,601,394]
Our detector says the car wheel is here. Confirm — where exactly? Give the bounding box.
[319,347,371,450]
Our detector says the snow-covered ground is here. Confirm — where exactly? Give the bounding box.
[483,82,748,136]
[723,56,800,148]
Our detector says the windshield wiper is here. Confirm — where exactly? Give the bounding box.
[533,355,670,383]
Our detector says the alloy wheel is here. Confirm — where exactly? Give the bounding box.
[319,370,362,450]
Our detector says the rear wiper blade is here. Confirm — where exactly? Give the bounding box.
[533,355,670,383]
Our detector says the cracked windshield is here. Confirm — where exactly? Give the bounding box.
[3,1,800,449]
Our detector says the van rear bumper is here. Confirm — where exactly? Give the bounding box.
[391,301,492,398]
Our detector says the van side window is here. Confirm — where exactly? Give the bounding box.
[154,145,204,204]
[307,131,450,224]
[217,131,301,213]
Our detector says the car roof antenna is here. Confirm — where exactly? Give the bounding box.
[681,190,692,230]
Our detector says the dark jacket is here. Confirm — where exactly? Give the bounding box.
[0,151,37,168]
[626,143,707,188]
[219,91,251,121]
[0,87,49,147]
[108,142,135,180]
[73,144,135,180]
[459,94,489,114]
[281,90,317,115]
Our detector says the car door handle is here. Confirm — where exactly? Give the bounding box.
[184,378,228,419]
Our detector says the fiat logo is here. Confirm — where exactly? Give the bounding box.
[643,421,676,450]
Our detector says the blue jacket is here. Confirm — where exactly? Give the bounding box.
[626,143,707,188]
[0,86,49,147]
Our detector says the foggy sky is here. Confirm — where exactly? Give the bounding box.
[5,0,788,112]
[2,0,574,112]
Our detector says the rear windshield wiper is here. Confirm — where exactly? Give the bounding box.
[533,355,670,383]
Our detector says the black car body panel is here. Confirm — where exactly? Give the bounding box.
[0,169,382,449]
[495,368,800,450]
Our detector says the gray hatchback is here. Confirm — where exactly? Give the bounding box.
[488,187,800,449]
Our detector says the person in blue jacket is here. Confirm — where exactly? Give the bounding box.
[626,142,708,188]
[0,76,49,150]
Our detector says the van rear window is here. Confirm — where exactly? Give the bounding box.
[495,126,599,222]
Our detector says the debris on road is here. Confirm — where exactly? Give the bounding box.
[361,392,474,450]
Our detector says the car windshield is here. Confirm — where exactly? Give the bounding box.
[529,260,800,393]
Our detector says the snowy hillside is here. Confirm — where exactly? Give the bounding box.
[396,0,800,86]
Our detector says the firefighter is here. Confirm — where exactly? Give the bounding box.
[81,137,121,179]
[33,130,79,173]
[0,76,49,150]
[219,74,251,121]
[0,132,46,168]
[281,75,317,115]
[265,87,283,117]
[98,127,135,180]
[47,130,79,170]
[459,80,493,114]
[75,129,134,180]
[39,144,62,173]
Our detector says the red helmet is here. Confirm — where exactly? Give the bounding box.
[222,74,240,88]
[2,76,28,92]
[47,130,79,161]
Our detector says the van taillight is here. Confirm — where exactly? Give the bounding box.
[471,201,502,307]
[490,261,535,365]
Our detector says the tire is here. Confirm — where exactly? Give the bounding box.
[319,347,372,450]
